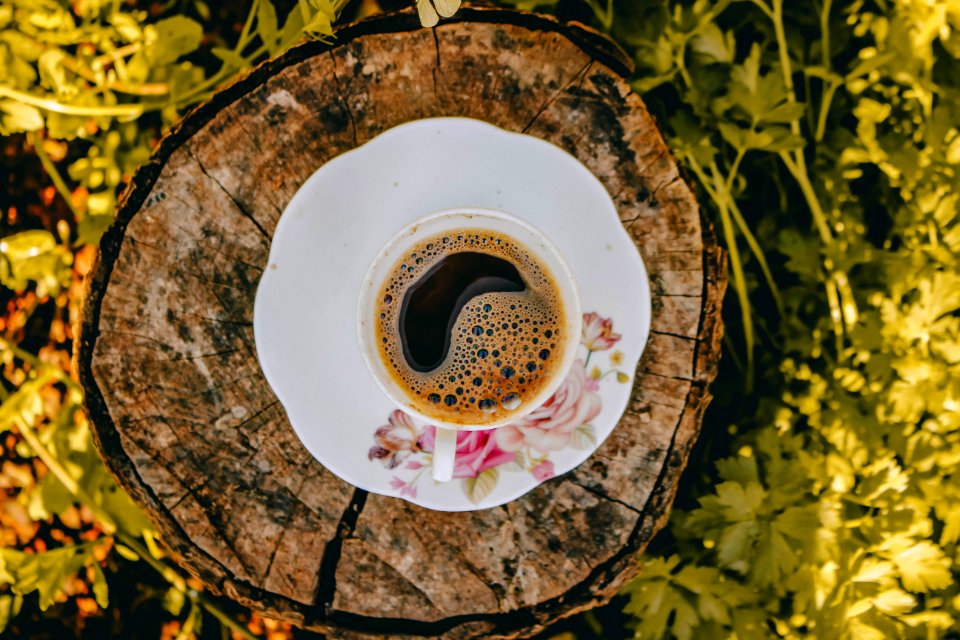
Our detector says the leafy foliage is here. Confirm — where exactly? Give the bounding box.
[0,0,348,636]
[0,543,108,611]
[573,0,960,637]
[0,0,345,293]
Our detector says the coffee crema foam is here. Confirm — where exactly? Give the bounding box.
[375,229,565,425]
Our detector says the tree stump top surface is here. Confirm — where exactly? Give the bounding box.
[78,7,725,638]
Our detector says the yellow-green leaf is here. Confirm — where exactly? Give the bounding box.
[462,468,498,504]
[873,589,916,616]
[0,99,43,133]
[571,423,597,450]
[892,542,952,593]
[144,16,203,65]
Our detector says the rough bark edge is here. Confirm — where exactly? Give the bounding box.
[72,7,720,638]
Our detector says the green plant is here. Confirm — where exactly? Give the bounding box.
[0,0,348,636]
[571,0,960,637]
[0,0,345,258]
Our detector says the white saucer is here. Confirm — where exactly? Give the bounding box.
[254,118,651,512]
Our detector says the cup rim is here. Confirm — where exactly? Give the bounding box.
[357,207,582,431]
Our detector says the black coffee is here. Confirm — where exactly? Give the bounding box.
[375,229,564,425]
[401,252,525,371]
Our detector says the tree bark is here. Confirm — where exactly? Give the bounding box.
[76,6,726,638]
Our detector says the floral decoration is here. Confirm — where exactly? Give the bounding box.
[368,311,628,504]
[582,311,622,352]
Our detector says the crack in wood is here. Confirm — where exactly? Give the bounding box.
[189,490,263,584]
[170,220,267,274]
[185,148,271,240]
[126,414,258,466]
[522,59,594,134]
[179,450,314,590]
[356,541,444,610]
[173,311,254,328]
[232,398,281,435]
[161,191,260,246]
[125,234,165,253]
[314,487,368,613]
[256,467,316,589]
[619,211,644,225]
[106,370,263,406]
[638,368,696,383]
[636,147,668,178]
[327,50,359,147]
[261,514,291,589]
[96,328,177,350]
[624,395,685,413]
[180,267,257,292]
[233,119,288,219]
[460,556,505,611]
[650,328,696,341]
[649,173,685,203]
[691,247,726,378]
[165,474,213,513]
[104,368,224,398]
[566,479,643,515]
[126,445,259,580]
[431,27,442,97]
[138,347,241,364]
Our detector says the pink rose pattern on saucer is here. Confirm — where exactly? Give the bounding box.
[368,312,628,504]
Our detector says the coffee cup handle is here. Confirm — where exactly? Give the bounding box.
[432,428,457,482]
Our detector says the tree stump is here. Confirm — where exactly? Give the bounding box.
[77,7,725,638]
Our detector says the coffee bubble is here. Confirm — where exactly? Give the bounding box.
[374,229,565,425]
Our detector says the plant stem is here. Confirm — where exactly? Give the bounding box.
[0,86,144,118]
[777,151,831,245]
[677,58,694,89]
[114,533,187,592]
[814,80,838,143]
[824,277,844,354]
[820,0,833,74]
[769,1,829,237]
[58,55,169,96]
[689,157,755,387]
[748,0,774,20]
[178,0,353,109]
[583,0,614,31]
[173,43,269,107]
[11,378,118,534]
[724,147,745,194]
[0,336,42,367]
[766,0,859,335]
[713,185,754,387]
[721,333,745,372]
[712,148,784,314]
[814,0,836,142]
[116,533,259,640]
[93,42,143,66]
[584,610,604,637]
[29,132,81,219]
[727,197,784,315]
[237,0,261,51]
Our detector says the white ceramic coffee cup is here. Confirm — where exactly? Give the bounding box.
[358,209,582,482]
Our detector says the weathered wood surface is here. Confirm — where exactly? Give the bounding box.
[77,7,725,638]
